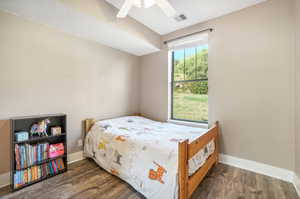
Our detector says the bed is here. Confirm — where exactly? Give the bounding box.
[83,115,219,199]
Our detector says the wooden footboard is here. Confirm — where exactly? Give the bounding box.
[178,121,219,199]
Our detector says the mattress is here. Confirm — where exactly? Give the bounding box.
[84,116,215,199]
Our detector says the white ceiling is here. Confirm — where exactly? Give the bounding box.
[106,0,267,35]
[0,0,160,56]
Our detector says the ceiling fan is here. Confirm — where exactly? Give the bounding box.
[117,0,177,18]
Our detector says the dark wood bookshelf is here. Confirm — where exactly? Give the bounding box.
[11,114,68,192]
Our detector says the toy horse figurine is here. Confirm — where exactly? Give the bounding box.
[30,119,51,137]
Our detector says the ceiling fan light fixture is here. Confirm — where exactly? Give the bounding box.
[143,0,155,8]
[117,0,176,18]
[133,0,155,8]
[133,0,141,8]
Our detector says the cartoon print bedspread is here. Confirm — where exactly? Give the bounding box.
[84,116,215,199]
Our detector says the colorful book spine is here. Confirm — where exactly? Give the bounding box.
[14,153,65,188]
[15,143,50,169]
[15,145,20,170]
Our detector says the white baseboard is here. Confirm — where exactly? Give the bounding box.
[219,154,294,183]
[0,151,85,188]
[68,150,85,164]
[293,174,300,197]
[0,172,10,188]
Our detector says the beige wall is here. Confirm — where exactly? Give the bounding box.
[140,0,296,170]
[295,0,300,176]
[0,9,140,169]
[140,51,169,121]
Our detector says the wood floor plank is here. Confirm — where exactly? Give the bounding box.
[0,159,298,199]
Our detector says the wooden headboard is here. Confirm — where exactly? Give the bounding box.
[83,113,143,136]
[84,118,96,135]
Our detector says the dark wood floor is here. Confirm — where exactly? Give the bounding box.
[0,159,298,199]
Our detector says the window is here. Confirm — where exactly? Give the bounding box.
[170,45,208,123]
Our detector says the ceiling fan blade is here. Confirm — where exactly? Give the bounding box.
[155,0,177,17]
[117,0,134,18]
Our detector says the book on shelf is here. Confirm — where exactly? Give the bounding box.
[15,143,50,170]
[14,158,65,188]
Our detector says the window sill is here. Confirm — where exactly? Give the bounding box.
[167,119,209,129]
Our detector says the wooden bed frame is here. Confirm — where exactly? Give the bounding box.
[83,115,219,199]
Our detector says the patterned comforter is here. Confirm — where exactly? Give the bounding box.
[84,116,215,199]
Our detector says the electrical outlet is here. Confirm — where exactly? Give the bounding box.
[78,139,83,147]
